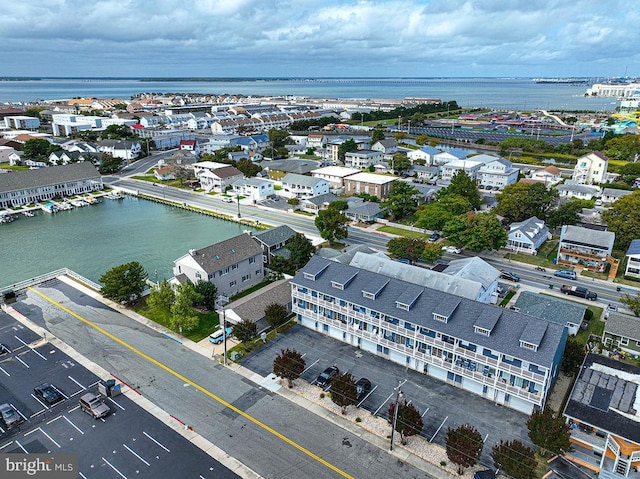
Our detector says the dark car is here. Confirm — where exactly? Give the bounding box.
[0,403,24,429]
[355,378,372,401]
[33,383,64,406]
[428,233,440,242]
[500,270,520,282]
[315,366,339,388]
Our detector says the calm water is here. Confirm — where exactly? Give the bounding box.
[0,197,252,288]
[0,77,616,111]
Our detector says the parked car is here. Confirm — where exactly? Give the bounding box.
[605,304,618,319]
[560,285,597,301]
[79,392,110,419]
[554,270,577,280]
[355,378,372,401]
[33,383,64,406]
[315,366,339,388]
[209,327,233,344]
[221,196,234,203]
[0,403,24,429]
[428,233,440,242]
[442,246,461,254]
[500,270,520,282]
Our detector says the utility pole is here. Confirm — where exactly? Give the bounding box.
[390,384,403,451]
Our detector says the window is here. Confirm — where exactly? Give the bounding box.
[474,326,490,337]
[249,257,255,264]
[620,337,629,346]
[242,274,251,282]
[255,270,261,276]
[195,272,202,280]
[229,280,236,287]
[433,313,447,323]
[220,267,229,276]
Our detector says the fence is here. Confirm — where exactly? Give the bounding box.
[1,268,101,296]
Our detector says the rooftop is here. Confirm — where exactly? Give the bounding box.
[0,162,101,193]
[344,172,398,184]
[513,291,586,327]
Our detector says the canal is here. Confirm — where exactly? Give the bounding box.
[0,197,253,288]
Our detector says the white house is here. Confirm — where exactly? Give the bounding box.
[530,165,562,186]
[556,183,600,200]
[407,145,441,165]
[311,166,360,192]
[280,173,330,199]
[572,152,608,185]
[440,157,484,182]
[370,139,398,158]
[624,239,640,279]
[601,188,633,205]
[196,165,243,193]
[99,140,142,161]
[230,177,274,202]
[344,149,383,169]
[432,148,471,166]
[506,217,550,254]
[4,116,40,130]
[478,158,520,189]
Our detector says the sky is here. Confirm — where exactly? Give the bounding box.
[2,0,639,78]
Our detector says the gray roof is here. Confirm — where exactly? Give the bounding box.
[602,188,633,198]
[442,257,501,290]
[560,225,615,251]
[627,239,640,256]
[294,256,566,368]
[100,139,140,148]
[604,312,640,341]
[227,279,292,323]
[302,192,340,206]
[262,159,320,174]
[186,233,263,273]
[0,162,101,193]
[513,291,586,327]
[253,225,297,248]
[232,177,271,187]
[556,184,599,194]
[316,245,385,264]
[509,216,548,244]
[345,201,384,217]
[282,173,326,188]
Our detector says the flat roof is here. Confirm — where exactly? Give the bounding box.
[344,172,399,184]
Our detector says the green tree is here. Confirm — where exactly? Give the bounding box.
[330,372,358,414]
[265,303,289,332]
[99,153,123,174]
[235,158,262,178]
[371,129,385,144]
[527,408,573,456]
[494,182,558,223]
[388,399,423,445]
[269,256,294,275]
[25,107,45,119]
[415,134,430,146]
[491,440,538,479]
[193,281,218,311]
[234,318,257,344]
[170,282,202,332]
[415,194,472,231]
[268,129,292,149]
[286,233,315,270]
[605,135,640,161]
[421,242,443,263]
[104,124,136,139]
[561,337,586,374]
[146,280,175,312]
[439,171,481,210]
[602,191,640,250]
[23,138,60,161]
[391,154,412,175]
[315,203,349,244]
[387,237,425,264]
[443,212,506,252]
[337,139,358,162]
[445,424,484,475]
[100,261,148,304]
[618,162,640,184]
[273,348,306,388]
[547,200,591,228]
[621,292,640,317]
[381,181,419,220]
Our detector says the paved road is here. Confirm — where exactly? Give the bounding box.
[15,281,434,479]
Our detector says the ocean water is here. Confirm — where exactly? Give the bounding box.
[0,77,617,111]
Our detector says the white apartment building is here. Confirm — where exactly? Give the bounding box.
[4,116,40,130]
[280,173,330,199]
[344,149,383,169]
[572,152,609,185]
[478,158,520,189]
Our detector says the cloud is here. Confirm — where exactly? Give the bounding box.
[1,0,639,77]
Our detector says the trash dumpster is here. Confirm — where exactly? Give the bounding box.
[98,379,117,397]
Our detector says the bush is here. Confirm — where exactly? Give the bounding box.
[355,417,362,423]
[585,309,594,321]
[440,461,447,467]
[319,392,325,399]
[287,197,299,205]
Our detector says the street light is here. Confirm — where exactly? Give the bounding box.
[218,308,228,366]
[236,193,241,218]
[390,385,404,451]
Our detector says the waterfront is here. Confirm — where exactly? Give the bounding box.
[0,197,252,289]
[0,77,617,111]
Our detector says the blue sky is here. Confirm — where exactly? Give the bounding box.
[2,0,638,78]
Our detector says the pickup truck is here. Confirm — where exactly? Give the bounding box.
[560,285,597,301]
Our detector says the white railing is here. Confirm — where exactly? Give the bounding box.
[1,268,101,295]
[607,436,621,456]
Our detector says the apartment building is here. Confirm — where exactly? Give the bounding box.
[291,256,567,414]
[557,225,615,273]
[572,152,609,185]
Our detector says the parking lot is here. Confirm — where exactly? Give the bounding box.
[0,310,239,479]
[240,325,533,465]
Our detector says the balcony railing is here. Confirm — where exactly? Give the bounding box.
[559,247,607,262]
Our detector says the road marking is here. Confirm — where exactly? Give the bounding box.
[0,365,10,377]
[0,441,14,451]
[143,432,170,453]
[14,335,47,360]
[15,355,29,369]
[53,384,69,400]
[301,358,319,374]
[47,416,62,425]
[68,375,87,390]
[102,457,127,479]
[31,287,356,479]
[14,440,28,453]
[107,397,125,411]
[39,427,61,448]
[79,472,88,479]
[63,415,84,435]
[356,385,377,408]
[421,407,430,418]
[430,416,448,442]
[123,444,150,466]
[31,394,48,411]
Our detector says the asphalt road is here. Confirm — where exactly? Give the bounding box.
[14,281,434,479]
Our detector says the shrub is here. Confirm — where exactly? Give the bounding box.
[355,417,362,423]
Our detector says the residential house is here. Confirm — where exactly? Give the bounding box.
[530,165,562,186]
[307,134,327,150]
[4,116,40,130]
[407,145,441,165]
[99,140,142,161]
[506,217,550,254]
[0,162,103,208]
[196,165,243,194]
[478,158,519,189]
[625,240,640,279]
[279,173,329,199]
[292,255,567,414]
[343,172,398,199]
[326,137,366,164]
[230,177,274,202]
[179,139,200,156]
[262,159,320,181]
[440,157,485,182]
[344,201,385,222]
[371,139,398,159]
[223,279,293,327]
[601,188,633,205]
[299,193,341,214]
[572,152,609,185]
[230,135,270,153]
[432,148,472,166]
[154,165,178,181]
[602,312,640,356]
[344,149,383,169]
[557,225,615,273]
[563,353,640,478]
[252,225,298,266]
[137,128,194,150]
[310,166,360,193]
[48,150,100,166]
[513,291,586,336]
[0,147,21,164]
[411,165,440,181]
[556,183,600,201]
[172,233,264,297]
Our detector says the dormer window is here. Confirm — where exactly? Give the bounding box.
[520,340,538,351]
[433,313,448,323]
[474,326,490,337]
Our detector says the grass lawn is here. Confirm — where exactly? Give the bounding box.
[132,300,220,342]
[503,240,560,269]
[499,290,516,307]
[294,210,314,216]
[377,225,428,240]
[227,319,297,360]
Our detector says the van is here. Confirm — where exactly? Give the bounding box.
[209,327,233,344]
[554,270,577,280]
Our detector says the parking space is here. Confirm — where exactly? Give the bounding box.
[0,311,239,479]
[240,324,533,464]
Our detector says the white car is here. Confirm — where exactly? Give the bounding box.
[221,196,234,203]
[442,246,461,254]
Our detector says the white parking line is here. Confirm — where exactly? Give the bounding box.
[30,394,48,412]
[421,407,430,418]
[107,397,125,411]
[79,472,88,479]
[15,355,29,369]
[12,404,28,422]
[14,441,28,453]
[52,384,68,400]
[430,416,449,442]
[123,444,150,466]
[14,335,47,361]
[46,416,62,425]
[143,431,170,452]
[0,441,14,451]
[0,365,10,377]
[39,427,61,448]
[0,425,4,433]
[68,375,86,390]
[301,358,319,375]
[102,457,127,479]
[484,433,489,443]
[356,385,377,407]
[63,416,84,435]
[374,380,407,416]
